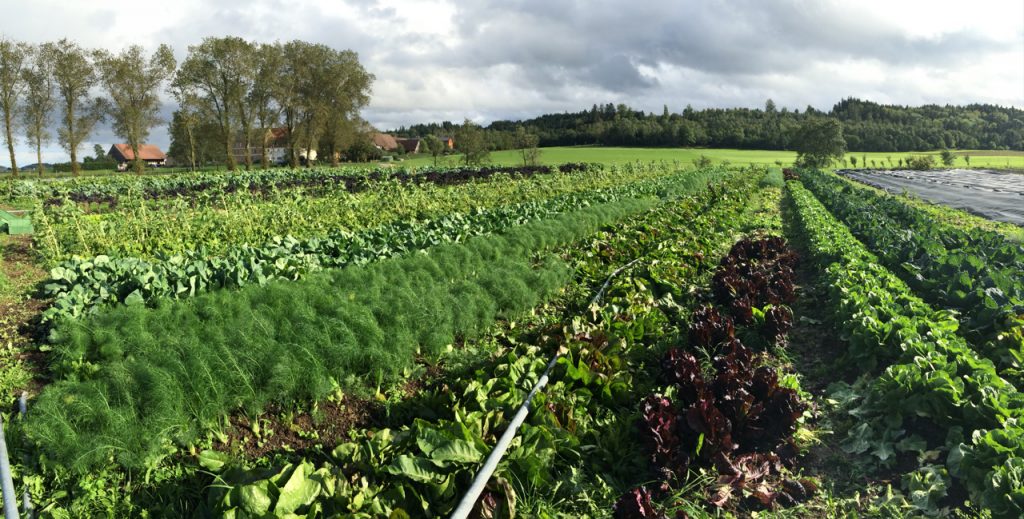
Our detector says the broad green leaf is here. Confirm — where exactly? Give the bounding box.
[197,449,231,473]
[430,439,484,464]
[276,461,321,514]
[124,290,145,306]
[239,480,274,515]
[386,455,445,483]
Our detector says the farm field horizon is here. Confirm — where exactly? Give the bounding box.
[2,146,1022,179]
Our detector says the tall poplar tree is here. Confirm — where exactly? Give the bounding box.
[51,38,102,176]
[94,44,176,174]
[0,37,31,174]
[174,36,252,171]
[249,42,285,169]
[21,43,56,176]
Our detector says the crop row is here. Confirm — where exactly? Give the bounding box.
[800,169,1024,386]
[787,180,1023,517]
[191,168,773,517]
[39,168,732,324]
[0,244,6,290]
[32,162,675,263]
[28,163,737,474]
[15,169,766,516]
[1,163,592,207]
[29,195,662,472]
[618,236,811,517]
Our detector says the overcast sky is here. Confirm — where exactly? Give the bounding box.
[1,0,1022,168]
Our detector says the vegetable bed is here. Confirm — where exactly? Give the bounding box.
[3,162,1020,517]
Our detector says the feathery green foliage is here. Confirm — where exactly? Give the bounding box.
[27,197,659,471]
[758,167,784,188]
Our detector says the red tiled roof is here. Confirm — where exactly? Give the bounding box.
[110,144,166,161]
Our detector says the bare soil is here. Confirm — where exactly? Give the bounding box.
[215,396,379,460]
[0,235,50,395]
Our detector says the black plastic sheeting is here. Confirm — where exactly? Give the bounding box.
[838,169,1024,227]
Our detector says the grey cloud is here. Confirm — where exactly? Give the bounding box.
[0,0,1021,168]
[580,54,659,91]
[431,0,1013,78]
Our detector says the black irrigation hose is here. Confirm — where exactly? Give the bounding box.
[450,257,643,519]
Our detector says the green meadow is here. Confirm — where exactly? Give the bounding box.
[395,146,1024,169]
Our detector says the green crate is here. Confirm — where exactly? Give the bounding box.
[0,210,32,235]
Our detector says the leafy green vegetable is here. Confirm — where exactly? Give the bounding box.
[787,177,1024,515]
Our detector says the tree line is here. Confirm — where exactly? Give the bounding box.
[0,36,373,176]
[394,98,1024,153]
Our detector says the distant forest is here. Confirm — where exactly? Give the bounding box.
[393,98,1024,152]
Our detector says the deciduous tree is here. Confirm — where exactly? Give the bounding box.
[174,36,252,171]
[317,49,373,168]
[21,43,55,176]
[277,43,372,168]
[0,37,31,174]
[277,40,304,167]
[792,117,846,168]
[50,38,103,176]
[514,126,541,166]
[906,155,935,170]
[423,134,444,166]
[94,44,176,174]
[455,119,489,166]
[939,149,956,167]
[169,84,199,171]
[250,42,284,169]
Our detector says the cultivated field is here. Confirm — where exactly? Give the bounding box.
[0,161,1022,517]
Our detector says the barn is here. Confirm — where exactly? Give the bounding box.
[372,133,401,151]
[108,144,167,170]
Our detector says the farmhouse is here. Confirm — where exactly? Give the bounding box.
[233,128,291,166]
[372,132,401,151]
[437,136,454,149]
[108,144,167,169]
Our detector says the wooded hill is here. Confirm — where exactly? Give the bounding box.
[395,98,1024,152]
